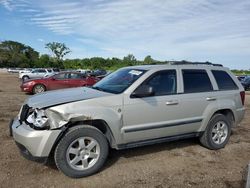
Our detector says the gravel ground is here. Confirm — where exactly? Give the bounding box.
[0,72,249,188]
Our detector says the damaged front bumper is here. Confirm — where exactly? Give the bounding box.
[10,118,61,160]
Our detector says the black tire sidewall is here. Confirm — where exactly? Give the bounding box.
[206,114,232,150]
[22,76,29,81]
[55,126,109,178]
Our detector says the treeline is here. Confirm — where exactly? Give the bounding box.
[231,69,250,75]
[0,40,166,70]
[0,40,249,73]
[63,54,162,70]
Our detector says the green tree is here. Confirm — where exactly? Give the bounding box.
[143,55,154,65]
[0,40,39,67]
[123,54,137,66]
[34,54,51,68]
[45,42,70,61]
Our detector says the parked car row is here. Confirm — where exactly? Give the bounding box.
[241,76,250,90]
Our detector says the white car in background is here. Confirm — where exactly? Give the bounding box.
[19,68,58,80]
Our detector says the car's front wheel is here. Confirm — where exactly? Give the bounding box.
[22,75,29,81]
[54,125,109,178]
[32,84,46,94]
[200,114,231,150]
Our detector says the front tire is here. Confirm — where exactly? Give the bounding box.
[32,84,46,94]
[200,114,231,150]
[22,75,29,81]
[54,125,109,178]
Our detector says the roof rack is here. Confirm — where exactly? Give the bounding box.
[169,61,223,67]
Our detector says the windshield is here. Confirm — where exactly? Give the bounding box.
[92,68,147,94]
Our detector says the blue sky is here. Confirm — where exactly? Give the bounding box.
[0,0,250,69]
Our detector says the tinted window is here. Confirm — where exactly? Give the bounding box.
[212,70,238,90]
[140,70,176,96]
[183,69,213,93]
[54,73,67,80]
[38,69,46,73]
[69,73,82,79]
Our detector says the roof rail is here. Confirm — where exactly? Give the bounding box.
[169,61,223,67]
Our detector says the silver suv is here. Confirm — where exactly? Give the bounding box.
[10,63,245,178]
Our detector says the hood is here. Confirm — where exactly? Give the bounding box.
[26,87,112,108]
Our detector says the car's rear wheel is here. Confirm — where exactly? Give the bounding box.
[32,84,46,94]
[54,125,109,178]
[200,114,231,150]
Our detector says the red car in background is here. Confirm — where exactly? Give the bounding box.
[21,72,99,94]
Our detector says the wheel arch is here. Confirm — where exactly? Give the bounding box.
[212,109,235,126]
[49,119,117,158]
[199,108,236,132]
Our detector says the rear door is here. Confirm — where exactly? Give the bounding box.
[175,69,217,135]
[66,73,86,88]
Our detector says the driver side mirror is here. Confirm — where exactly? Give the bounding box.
[131,85,154,98]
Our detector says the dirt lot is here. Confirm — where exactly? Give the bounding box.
[0,72,249,188]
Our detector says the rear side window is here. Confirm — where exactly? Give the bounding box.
[182,69,213,93]
[212,70,238,90]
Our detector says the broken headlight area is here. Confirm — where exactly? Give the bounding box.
[26,108,49,130]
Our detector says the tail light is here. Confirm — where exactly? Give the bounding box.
[240,91,245,105]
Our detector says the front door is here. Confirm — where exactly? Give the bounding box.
[122,69,184,143]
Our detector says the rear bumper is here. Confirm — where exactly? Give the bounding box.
[11,118,61,157]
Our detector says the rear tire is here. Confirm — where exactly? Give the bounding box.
[54,125,109,178]
[200,114,231,150]
[32,84,46,94]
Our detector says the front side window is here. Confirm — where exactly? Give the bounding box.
[69,73,82,79]
[93,68,147,94]
[137,70,177,96]
[212,70,238,90]
[182,69,213,93]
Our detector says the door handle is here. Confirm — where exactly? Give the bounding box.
[206,97,216,101]
[166,100,179,105]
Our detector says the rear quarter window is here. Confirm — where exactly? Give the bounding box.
[212,70,238,90]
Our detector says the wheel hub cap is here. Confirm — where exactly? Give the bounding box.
[66,137,100,170]
[211,121,228,145]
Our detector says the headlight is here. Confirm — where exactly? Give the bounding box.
[26,81,35,85]
[26,109,49,129]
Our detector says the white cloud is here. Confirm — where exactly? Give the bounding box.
[37,38,44,42]
[1,0,250,68]
[0,0,13,11]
